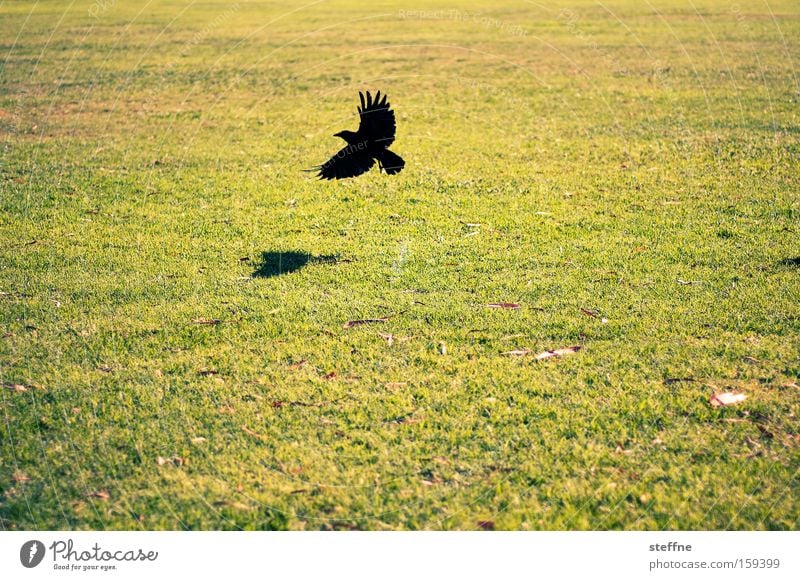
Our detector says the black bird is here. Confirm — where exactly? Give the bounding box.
[308,91,405,180]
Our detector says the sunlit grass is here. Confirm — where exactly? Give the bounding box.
[1,0,798,530]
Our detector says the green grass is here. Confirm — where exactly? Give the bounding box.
[1,0,799,530]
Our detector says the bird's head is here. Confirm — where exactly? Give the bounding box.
[334,130,358,143]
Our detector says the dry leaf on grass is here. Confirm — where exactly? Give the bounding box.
[477,520,495,531]
[192,318,221,325]
[534,345,582,360]
[486,302,520,309]
[385,382,408,390]
[12,471,31,483]
[242,426,265,440]
[198,368,218,376]
[664,377,696,384]
[157,456,187,467]
[710,392,747,407]
[2,382,42,392]
[343,316,390,329]
[580,307,599,318]
[388,413,422,425]
[344,310,406,329]
[88,490,110,500]
[3,383,28,392]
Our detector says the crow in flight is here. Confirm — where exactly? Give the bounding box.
[309,91,405,180]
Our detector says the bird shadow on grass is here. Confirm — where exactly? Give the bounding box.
[251,251,344,278]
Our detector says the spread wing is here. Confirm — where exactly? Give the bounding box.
[357,90,395,148]
[310,145,375,180]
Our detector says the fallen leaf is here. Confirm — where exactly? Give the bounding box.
[534,345,582,360]
[198,368,218,376]
[580,307,598,318]
[192,318,221,325]
[288,359,307,369]
[323,371,337,380]
[477,520,495,531]
[157,456,186,467]
[379,332,394,345]
[242,426,265,440]
[389,413,422,425]
[487,302,520,309]
[501,348,531,356]
[88,490,110,500]
[344,316,390,328]
[757,424,774,439]
[676,279,700,285]
[710,392,747,407]
[11,471,30,483]
[3,383,28,392]
[191,436,207,444]
[385,382,407,390]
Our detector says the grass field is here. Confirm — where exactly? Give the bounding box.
[1,0,799,530]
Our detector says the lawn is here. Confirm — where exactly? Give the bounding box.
[1,0,799,530]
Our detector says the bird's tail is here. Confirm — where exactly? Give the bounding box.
[376,149,405,175]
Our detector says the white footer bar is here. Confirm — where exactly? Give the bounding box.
[2,531,797,579]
